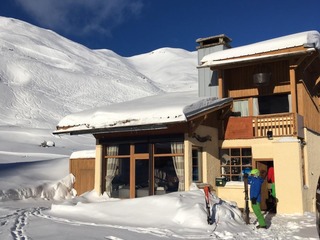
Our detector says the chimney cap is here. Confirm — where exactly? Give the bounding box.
[196,34,232,49]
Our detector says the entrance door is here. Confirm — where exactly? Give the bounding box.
[129,142,151,198]
[134,159,150,198]
[255,160,274,211]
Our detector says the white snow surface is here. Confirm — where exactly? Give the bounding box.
[0,16,318,239]
[70,150,96,159]
[201,30,320,64]
[127,48,198,92]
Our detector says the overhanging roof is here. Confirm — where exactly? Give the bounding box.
[53,91,232,135]
[199,30,320,69]
[199,48,317,69]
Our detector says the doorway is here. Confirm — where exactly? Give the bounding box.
[254,159,274,211]
[130,153,150,198]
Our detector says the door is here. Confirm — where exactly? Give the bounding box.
[135,158,150,197]
[129,142,152,198]
[255,159,273,211]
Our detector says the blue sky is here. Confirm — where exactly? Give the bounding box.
[0,0,319,57]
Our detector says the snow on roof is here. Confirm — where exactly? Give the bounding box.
[54,91,232,134]
[200,30,320,66]
[200,48,317,69]
[70,150,96,159]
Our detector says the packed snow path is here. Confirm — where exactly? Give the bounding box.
[0,205,212,240]
[0,201,318,240]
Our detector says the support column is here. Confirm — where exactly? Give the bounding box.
[184,137,192,191]
[94,144,103,194]
[218,70,224,98]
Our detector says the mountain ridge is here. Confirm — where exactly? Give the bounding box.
[0,17,198,129]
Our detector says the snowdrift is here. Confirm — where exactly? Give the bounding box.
[49,188,245,230]
[0,174,76,201]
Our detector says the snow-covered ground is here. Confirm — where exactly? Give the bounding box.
[0,16,319,239]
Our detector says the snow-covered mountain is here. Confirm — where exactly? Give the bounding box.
[0,17,198,129]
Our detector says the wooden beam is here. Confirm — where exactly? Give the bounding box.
[95,145,103,194]
[218,70,223,98]
[299,50,319,71]
[188,116,206,137]
[289,64,297,113]
[130,144,135,198]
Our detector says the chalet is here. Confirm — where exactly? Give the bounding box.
[198,30,320,214]
[54,30,320,215]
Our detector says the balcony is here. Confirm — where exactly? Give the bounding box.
[224,113,304,140]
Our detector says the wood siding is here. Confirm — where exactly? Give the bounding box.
[224,61,290,98]
[70,158,95,195]
[224,117,253,139]
[297,82,320,132]
[221,53,320,135]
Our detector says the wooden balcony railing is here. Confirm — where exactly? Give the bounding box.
[224,113,304,139]
[253,113,295,137]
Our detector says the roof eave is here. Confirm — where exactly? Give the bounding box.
[184,98,233,120]
[53,98,233,136]
[198,48,317,70]
[53,123,174,136]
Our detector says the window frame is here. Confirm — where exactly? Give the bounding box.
[192,146,202,183]
[220,147,252,182]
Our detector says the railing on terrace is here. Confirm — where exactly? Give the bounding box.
[252,113,296,137]
[224,113,304,139]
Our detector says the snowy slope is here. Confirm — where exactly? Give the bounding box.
[0,17,197,129]
[127,48,198,92]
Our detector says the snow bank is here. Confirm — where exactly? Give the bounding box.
[0,174,76,201]
[50,189,245,230]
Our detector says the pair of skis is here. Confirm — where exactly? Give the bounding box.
[204,186,213,225]
[243,175,250,224]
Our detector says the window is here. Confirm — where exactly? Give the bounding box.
[220,147,252,181]
[192,147,202,182]
[102,137,185,198]
[233,99,249,116]
[258,94,290,115]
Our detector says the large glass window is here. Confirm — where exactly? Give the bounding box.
[111,157,130,198]
[135,143,149,153]
[104,144,130,198]
[153,141,184,193]
[154,142,172,154]
[220,147,252,181]
[103,138,185,198]
[154,156,178,193]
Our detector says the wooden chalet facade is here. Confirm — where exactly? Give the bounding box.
[199,30,320,214]
[54,92,232,199]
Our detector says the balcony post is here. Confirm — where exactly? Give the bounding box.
[218,70,224,98]
[289,65,297,113]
